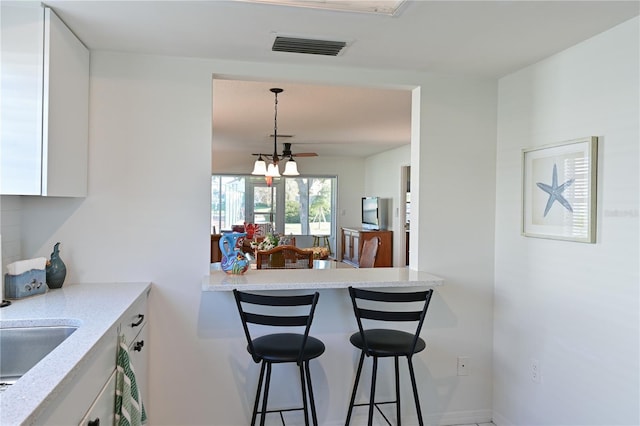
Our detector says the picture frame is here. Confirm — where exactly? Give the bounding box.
[522,136,598,243]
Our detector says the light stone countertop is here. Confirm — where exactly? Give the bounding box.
[203,266,444,291]
[0,282,151,426]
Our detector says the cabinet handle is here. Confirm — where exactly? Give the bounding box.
[131,314,144,327]
[88,418,100,426]
[133,340,144,352]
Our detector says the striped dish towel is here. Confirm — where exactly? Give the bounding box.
[115,335,147,426]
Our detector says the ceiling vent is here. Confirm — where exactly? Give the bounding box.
[272,36,347,56]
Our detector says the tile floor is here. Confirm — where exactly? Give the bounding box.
[457,423,495,426]
[272,410,496,426]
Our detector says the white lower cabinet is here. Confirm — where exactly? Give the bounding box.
[79,370,116,426]
[37,290,149,425]
[38,328,118,425]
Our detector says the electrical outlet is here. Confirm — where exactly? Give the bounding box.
[457,356,469,376]
[531,358,541,383]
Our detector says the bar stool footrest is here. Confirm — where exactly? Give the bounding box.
[257,406,309,425]
[350,401,397,426]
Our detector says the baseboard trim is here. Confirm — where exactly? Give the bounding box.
[427,408,493,425]
[491,410,511,426]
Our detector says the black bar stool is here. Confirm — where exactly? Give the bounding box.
[345,286,434,426]
[233,289,325,426]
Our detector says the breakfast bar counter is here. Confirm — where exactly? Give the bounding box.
[202,265,444,291]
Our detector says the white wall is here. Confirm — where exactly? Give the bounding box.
[1,195,23,301]
[365,144,411,266]
[0,196,22,268]
[15,51,497,425]
[493,17,639,426]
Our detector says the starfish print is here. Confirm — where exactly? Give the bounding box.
[536,163,574,217]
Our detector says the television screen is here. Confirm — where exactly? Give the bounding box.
[362,197,379,229]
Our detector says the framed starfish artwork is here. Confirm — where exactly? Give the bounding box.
[522,137,598,243]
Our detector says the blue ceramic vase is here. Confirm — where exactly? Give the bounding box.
[46,242,67,289]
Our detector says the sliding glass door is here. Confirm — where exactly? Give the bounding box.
[212,175,336,239]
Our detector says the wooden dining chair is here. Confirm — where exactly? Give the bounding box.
[255,245,314,269]
[358,237,380,268]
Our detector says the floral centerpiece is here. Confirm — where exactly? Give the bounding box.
[250,232,283,252]
[250,232,293,268]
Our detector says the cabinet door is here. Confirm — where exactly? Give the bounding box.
[341,229,349,261]
[43,8,89,196]
[0,6,88,196]
[78,370,116,426]
[0,3,45,195]
[352,233,360,264]
[128,322,149,412]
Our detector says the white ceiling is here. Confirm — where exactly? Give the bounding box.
[43,0,639,159]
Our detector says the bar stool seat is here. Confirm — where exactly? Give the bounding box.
[252,333,325,362]
[349,329,426,357]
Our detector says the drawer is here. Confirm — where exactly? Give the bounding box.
[78,370,116,426]
[120,292,148,345]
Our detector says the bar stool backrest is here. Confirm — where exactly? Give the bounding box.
[233,290,320,364]
[348,287,434,356]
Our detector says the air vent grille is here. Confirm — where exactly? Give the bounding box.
[272,36,346,56]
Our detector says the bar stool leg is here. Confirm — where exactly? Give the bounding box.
[299,363,310,426]
[407,357,424,426]
[305,361,319,426]
[395,356,401,425]
[251,362,267,426]
[323,236,332,255]
[260,362,273,426]
[368,356,378,426]
[345,351,366,425]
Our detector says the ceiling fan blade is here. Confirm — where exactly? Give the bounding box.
[281,143,318,158]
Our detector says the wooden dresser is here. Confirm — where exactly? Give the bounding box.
[340,227,393,268]
[211,234,222,263]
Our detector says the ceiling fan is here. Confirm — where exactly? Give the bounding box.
[251,88,318,179]
[281,142,318,158]
[251,143,318,162]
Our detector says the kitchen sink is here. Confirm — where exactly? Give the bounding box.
[0,326,78,387]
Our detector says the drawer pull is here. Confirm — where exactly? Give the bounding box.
[88,418,100,426]
[131,314,144,327]
[133,340,144,352]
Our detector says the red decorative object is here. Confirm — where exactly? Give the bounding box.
[244,222,256,239]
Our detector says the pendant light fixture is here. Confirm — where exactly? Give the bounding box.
[251,88,300,179]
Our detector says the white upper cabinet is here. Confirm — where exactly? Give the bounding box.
[1,4,89,196]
